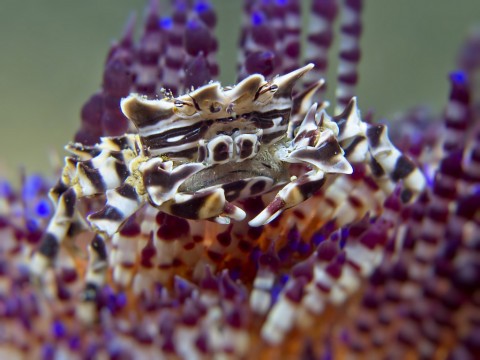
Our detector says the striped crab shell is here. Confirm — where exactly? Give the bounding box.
[120,63,353,227]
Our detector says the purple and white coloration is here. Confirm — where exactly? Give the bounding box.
[3,1,479,358]
[30,63,425,289]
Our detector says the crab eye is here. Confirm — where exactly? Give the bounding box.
[258,85,269,95]
[269,84,278,92]
[174,100,185,107]
[209,102,222,113]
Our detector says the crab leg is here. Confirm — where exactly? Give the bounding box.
[31,148,134,275]
[88,183,143,236]
[249,170,327,226]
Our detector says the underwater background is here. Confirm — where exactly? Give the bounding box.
[1,0,480,179]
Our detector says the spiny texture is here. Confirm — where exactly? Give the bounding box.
[0,0,479,359]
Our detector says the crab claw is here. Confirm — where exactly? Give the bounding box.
[249,171,327,227]
[284,111,353,175]
[141,158,206,206]
[289,132,353,174]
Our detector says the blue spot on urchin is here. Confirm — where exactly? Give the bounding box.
[251,11,265,26]
[35,199,51,217]
[194,0,210,13]
[159,17,173,30]
[116,291,127,310]
[52,319,66,339]
[450,70,467,85]
[276,0,288,5]
[311,232,325,246]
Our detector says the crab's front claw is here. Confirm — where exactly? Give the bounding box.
[162,188,246,224]
[141,158,206,206]
[284,126,353,176]
[284,104,352,175]
[249,171,327,227]
[253,123,354,227]
[288,136,353,175]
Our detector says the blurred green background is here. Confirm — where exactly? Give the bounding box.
[1,0,479,182]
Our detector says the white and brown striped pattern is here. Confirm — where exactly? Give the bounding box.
[335,0,363,113]
[303,0,338,91]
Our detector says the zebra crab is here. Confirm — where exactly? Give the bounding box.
[31,63,425,277]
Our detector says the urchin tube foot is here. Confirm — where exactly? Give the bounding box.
[365,123,426,202]
[30,233,60,277]
[77,234,108,324]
